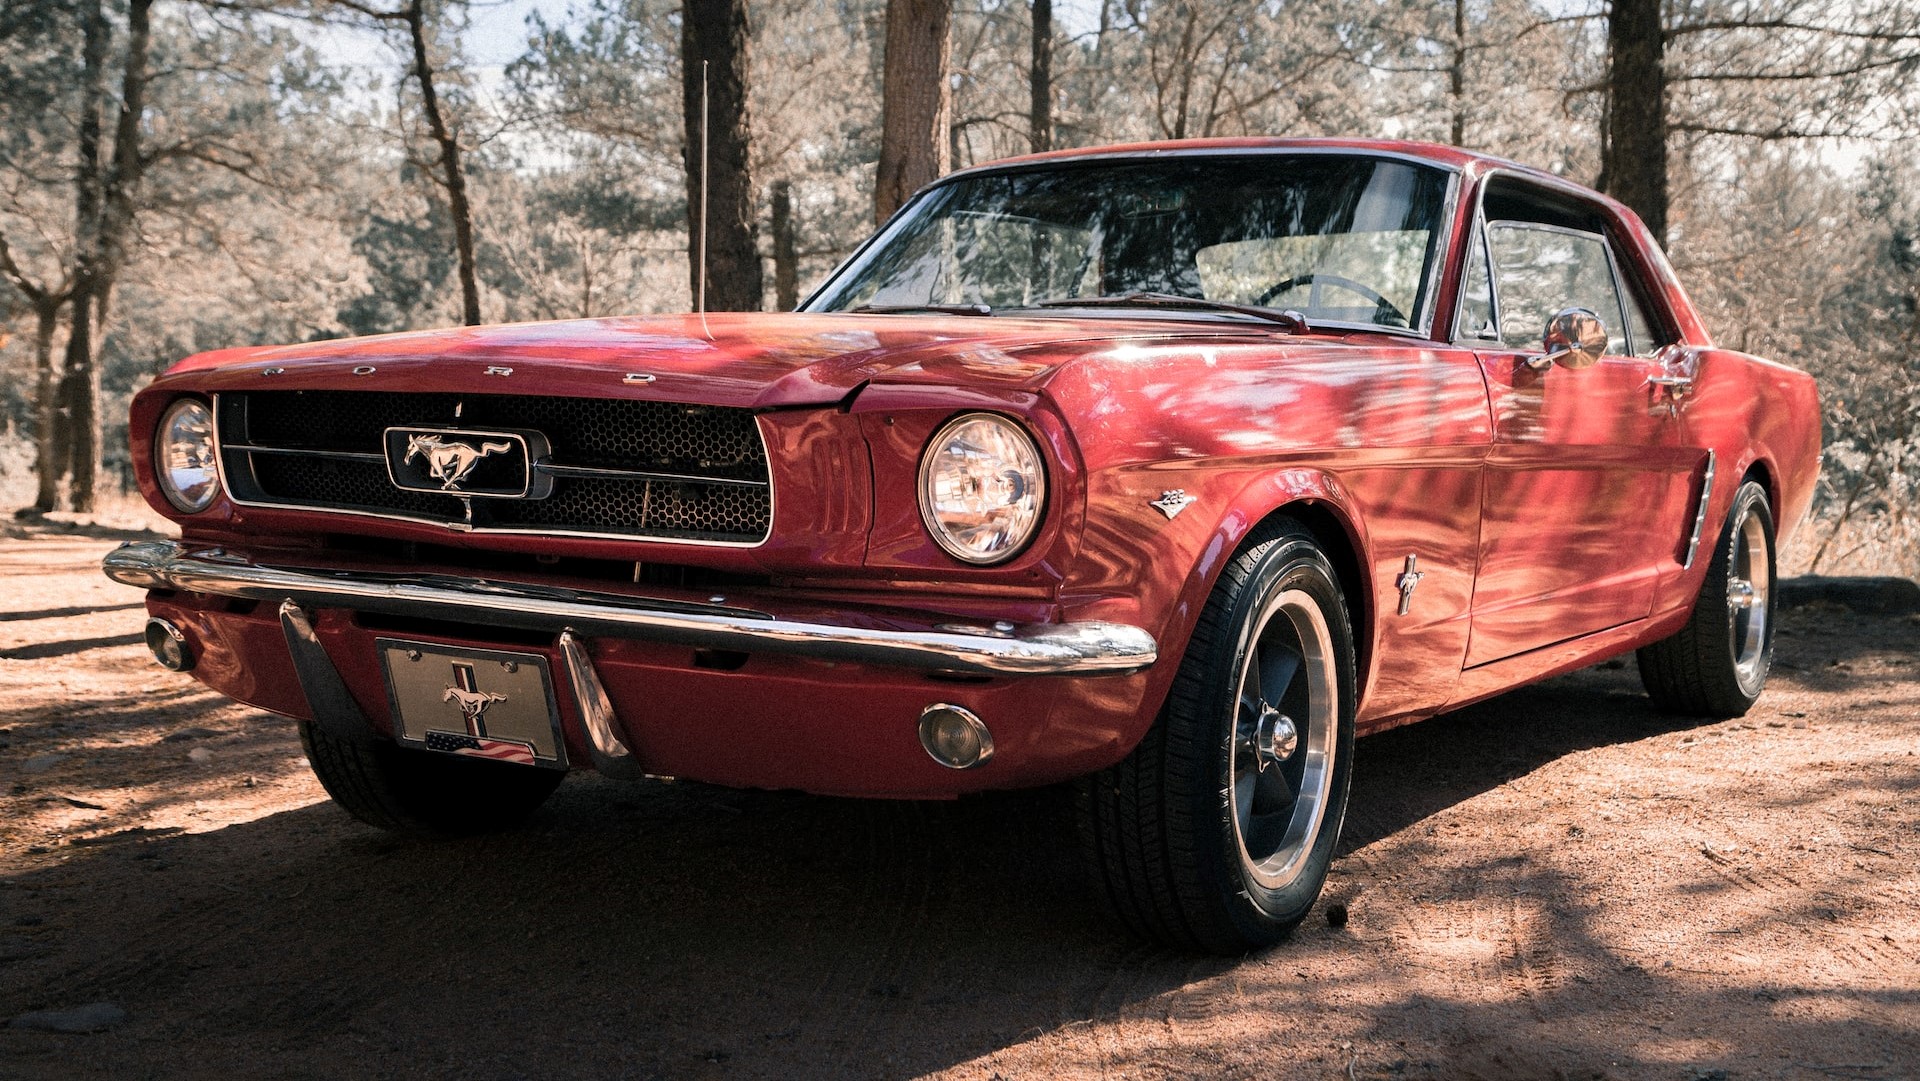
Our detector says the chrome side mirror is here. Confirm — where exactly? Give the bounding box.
[1527,307,1607,371]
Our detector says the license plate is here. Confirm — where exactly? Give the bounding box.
[378,639,567,769]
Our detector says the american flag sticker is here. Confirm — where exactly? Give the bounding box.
[425,730,538,766]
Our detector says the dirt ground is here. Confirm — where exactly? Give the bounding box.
[0,528,1915,1081]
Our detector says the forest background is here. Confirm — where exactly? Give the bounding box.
[2,0,1917,576]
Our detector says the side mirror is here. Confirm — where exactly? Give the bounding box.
[1528,307,1607,371]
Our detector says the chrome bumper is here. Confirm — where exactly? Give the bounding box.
[102,540,1158,677]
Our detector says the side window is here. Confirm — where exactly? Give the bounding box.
[1455,225,1497,341]
[1486,222,1628,354]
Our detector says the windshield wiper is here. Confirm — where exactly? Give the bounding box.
[850,303,995,316]
[1032,292,1307,330]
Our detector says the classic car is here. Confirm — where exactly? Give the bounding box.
[104,138,1820,953]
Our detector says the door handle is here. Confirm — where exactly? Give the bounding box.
[1648,373,1694,394]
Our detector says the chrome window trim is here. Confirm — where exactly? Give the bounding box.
[211,393,776,549]
[1471,167,1683,353]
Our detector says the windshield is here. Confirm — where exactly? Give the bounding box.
[808,155,1453,331]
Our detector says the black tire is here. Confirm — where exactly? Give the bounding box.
[1078,520,1356,954]
[299,721,565,836]
[1638,478,1776,717]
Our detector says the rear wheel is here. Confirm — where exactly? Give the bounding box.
[300,721,564,836]
[1079,521,1355,954]
[1638,479,1776,717]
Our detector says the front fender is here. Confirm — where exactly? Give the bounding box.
[1056,459,1374,754]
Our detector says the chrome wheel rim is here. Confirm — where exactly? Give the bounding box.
[1230,587,1337,891]
[1728,507,1771,692]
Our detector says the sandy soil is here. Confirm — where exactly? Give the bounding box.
[0,530,1915,1081]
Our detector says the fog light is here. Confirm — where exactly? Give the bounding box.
[918,704,993,769]
[145,618,193,672]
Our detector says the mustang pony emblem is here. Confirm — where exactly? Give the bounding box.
[405,434,515,491]
[443,684,508,734]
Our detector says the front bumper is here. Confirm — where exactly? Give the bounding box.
[103,540,1165,796]
[103,540,1156,677]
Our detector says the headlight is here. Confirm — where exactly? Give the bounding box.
[917,412,1046,565]
[154,398,218,513]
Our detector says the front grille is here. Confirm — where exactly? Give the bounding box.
[217,391,771,544]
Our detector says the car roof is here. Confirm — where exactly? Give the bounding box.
[945,136,1644,238]
[952,136,1568,191]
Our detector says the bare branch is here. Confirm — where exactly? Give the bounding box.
[1670,52,1920,83]
[1666,18,1920,43]
[0,232,61,303]
[1670,120,1859,140]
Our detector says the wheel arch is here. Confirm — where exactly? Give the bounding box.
[1741,455,1779,515]
[1219,492,1376,711]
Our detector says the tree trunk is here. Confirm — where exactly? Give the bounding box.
[0,235,70,514]
[1168,7,1198,140]
[875,0,951,225]
[405,0,482,325]
[1602,0,1668,246]
[99,0,152,289]
[1030,0,1052,153]
[58,0,110,513]
[682,0,763,312]
[32,299,63,512]
[770,179,799,311]
[1449,0,1466,147]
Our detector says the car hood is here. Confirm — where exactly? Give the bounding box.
[160,311,1282,409]
[156,311,1410,409]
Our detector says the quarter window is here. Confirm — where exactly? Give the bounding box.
[1456,225,1497,341]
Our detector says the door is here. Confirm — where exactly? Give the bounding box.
[1464,220,1700,666]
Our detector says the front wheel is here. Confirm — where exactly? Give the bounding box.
[1079,521,1355,954]
[1638,478,1776,717]
[300,721,565,836]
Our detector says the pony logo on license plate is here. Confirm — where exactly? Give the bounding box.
[379,640,567,769]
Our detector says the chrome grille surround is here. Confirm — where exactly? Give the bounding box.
[214,391,773,546]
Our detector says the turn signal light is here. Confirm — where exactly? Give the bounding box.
[918,703,994,769]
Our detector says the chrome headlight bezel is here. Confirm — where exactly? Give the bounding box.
[154,397,219,514]
[916,412,1048,566]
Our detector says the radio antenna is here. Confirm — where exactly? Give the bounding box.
[697,59,709,319]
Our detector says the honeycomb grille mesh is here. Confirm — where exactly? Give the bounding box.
[222,390,771,543]
[250,455,465,520]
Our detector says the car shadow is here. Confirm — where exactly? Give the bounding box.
[0,605,1905,1079]
[0,776,1227,1079]
[0,666,1712,1081]
[0,633,145,662]
[1340,656,1694,853]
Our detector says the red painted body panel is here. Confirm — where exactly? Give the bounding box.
[1465,349,1698,666]
[120,138,1822,797]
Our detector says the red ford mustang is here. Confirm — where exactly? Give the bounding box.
[106,139,1820,953]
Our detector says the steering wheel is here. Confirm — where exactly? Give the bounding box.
[1254,273,1408,327]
